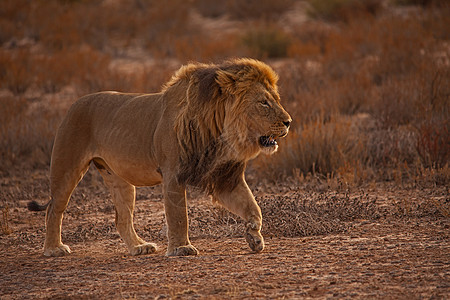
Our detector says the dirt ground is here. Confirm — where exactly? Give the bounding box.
[1,169,449,299]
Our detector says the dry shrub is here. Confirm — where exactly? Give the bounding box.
[307,0,384,23]
[371,20,433,82]
[0,0,34,44]
[70,48,111,92]
[413,69,449,169]
[242,24,291,59]
[0,96,63,174]
[370,60,449,170]
[105,58,178,94]
[393,188,450,218]
[36,3,84,50]
[270,5,449,185]
[260,191,380,237]
[226,0,295,21]
[188,205,245,239]
[274,62,332,123]
[1,0,196,55]
[0,46,112,95]
[253,115,365,181]
[149,0,295,22]
[372,78,420,128]
[287,41,322,60]
[394,0,446,6]
[34,48,110,94]
[1,203,12,235]
[0,49,33,94]
[364,11,448,174]
[416,119,449,169]
[138,0,196,58]
[364,127,419,180]
[186,191,380,239]
[287,21,330,59]
[174,33,242,62]
[414,165,450,187]
[193,0,228,18]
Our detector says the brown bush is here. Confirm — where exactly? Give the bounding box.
[0,49,33,94]
[226,0,295,21]
[242,24,291,59]
[174,33,242,61]
[0,96,63,174]
[252,114,366,182]
[186,190,380,239]
[270,4,449,185]
[307,0,384,23]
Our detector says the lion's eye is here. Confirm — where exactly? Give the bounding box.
[260,100,270,108]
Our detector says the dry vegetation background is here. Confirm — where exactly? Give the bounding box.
[0,0,449,298]
[0,0,448,186]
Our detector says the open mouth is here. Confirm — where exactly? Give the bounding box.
[259,136,277,148]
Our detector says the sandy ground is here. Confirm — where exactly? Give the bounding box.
[1,169,449,299]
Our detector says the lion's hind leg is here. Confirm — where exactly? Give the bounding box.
[94,160,157,256]
[45,159,91,257]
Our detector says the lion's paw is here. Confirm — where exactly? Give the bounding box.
[245,230,265,253]
[130,242,158,256]
[166,244,199,256]
[44,244,72,257]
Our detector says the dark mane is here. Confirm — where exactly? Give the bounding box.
[194,67,221,103]
[177,137,246,194]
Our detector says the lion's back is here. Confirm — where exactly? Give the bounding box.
[53,92,165,157]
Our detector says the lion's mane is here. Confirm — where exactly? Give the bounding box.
[162,59,279,194]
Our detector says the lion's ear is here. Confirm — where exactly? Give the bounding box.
[215,70,237,94]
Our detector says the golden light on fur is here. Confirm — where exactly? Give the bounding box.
[28,58,291,257]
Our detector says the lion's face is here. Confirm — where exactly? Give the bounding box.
[233,83,292,156]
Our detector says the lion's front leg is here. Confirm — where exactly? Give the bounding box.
[163,178,198,256]
[213,174,264,253]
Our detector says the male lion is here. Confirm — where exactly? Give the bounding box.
[28,58,291,257]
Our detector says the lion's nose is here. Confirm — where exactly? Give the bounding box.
[283,120,291,128]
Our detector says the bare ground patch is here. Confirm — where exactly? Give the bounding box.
[1,169,449,299]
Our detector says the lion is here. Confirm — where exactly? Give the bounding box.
[28,58,292,257]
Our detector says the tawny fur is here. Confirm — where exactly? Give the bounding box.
[30,58,291,257]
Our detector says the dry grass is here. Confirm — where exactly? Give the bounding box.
[0,204,12,235]
[199,0,296,21]
[0,0,448,188]
[259,3,449,186]
[0,96,62,174]
[185,190,381,239]
[242,23,291,59]
[306,0,383,23]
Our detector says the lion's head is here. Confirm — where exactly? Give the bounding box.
[163,58,291,193]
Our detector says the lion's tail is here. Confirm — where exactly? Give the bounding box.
[27,200,50,212]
